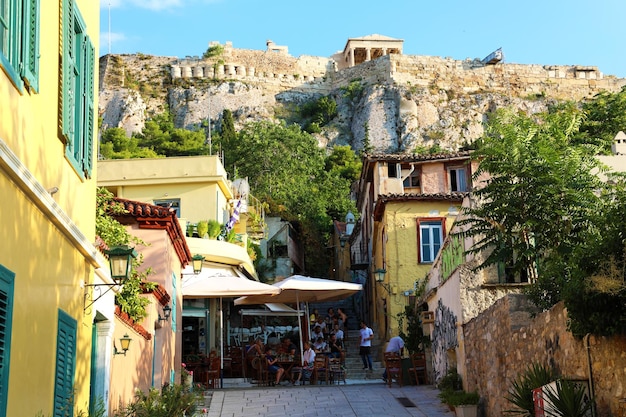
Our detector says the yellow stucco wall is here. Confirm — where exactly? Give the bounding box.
[374,200,461,340]
[98,156,233,224]
[0,0,100,415]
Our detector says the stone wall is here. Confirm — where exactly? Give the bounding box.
[463,295,626,417]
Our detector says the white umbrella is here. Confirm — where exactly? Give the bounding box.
[234,275,363,364]
[181,266,280,386]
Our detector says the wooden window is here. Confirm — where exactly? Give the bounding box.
[62,0,94,179]
[53,310,77,417]
[0,265,15,417]
[448,166,469,192]
[0,0,40,92]
[417,218,446,263]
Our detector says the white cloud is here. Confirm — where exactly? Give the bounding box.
[103,0,220,11]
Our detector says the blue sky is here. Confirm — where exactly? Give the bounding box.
[100,0,625,78]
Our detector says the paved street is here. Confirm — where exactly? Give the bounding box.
[199,382,454,417]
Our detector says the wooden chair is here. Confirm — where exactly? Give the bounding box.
[205,356,221,389]
[328,357,346,384]
[251,356,270,386]
[384,353,403,387]
[408,352,428,385]
[312,355,329,385]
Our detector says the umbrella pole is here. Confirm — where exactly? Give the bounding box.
[297,292,304,366]
[220,297,224,389]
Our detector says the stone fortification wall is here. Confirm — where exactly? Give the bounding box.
[463,295,626,417]
[390,54,626,100]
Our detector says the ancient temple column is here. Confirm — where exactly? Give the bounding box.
[382,47,388,56]
[365,48,371,62]
[349,48,355,67]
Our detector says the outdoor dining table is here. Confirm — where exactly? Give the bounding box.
[277,358,295,382]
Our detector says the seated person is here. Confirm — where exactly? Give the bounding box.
[246,338,264,357]
[313,336,328,353]
[331,324,344,348]
[265,346,285,386]
[315,317,327,337]
[292,341,315,385]
[281,337,297,357]
[310,325,324,342]
[328,333,345,362]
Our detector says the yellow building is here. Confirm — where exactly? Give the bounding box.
[0,0,100,416]
[98,156,256,358]
[351,152,475,341]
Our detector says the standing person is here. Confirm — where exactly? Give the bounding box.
[382,335,404,381]
[359,321,374,371]
[337,307,348,336]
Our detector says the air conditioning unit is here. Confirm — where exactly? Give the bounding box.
[532,379,591,417]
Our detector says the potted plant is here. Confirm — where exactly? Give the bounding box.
[207,219,222,239]
[449,391,480,417]
[196,220,209,238]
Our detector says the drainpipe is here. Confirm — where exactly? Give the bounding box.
[584,333,596,417]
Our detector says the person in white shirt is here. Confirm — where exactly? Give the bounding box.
[313,336,327,353]
[332,324,344,348]
[383,335,404,380]
[359,321,374,370]
[293,341,316,385]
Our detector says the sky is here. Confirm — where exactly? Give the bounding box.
[100,0,625,79]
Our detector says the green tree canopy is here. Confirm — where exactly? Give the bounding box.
[219,120,355,275]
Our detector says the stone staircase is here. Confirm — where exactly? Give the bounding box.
[310,299,384,381]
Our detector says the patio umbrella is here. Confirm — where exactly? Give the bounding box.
[181,265,281,386]
[234,275,363,364]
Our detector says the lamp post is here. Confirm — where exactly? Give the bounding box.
[375,268,391,294]
[158,304,172,322]
[106,245,139,281]
[84,245,138,312]
[114,333,132,356]
[192,254,205,274]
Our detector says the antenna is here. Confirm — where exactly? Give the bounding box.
[108,2,111,55]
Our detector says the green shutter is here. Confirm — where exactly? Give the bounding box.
[0,265,15,417]
[20,0,39,92]
[61,0,75,141]
[82,35,94,177]
[53,310,77,417]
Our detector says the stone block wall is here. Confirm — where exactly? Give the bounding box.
[463,295,626,417]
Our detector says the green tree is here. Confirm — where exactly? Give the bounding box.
[577,85,626,153]
[100,127,159,159]
[223,121,355,275]
[325,145,362,182]
[458,106,604,291]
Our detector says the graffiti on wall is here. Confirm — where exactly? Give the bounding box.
[440,234,464,283]
[431,298,458,382]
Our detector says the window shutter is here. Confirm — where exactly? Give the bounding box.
[53,310,77,417]
[61,0,75,141]
[82,35,94,177]
[21,0,39,92]
[0,266,15,417]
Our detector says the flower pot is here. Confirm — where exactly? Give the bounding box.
[455,404,477,417]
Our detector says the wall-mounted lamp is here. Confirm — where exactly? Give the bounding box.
[158,304,172,322]
[114,333,132,356]
[374,268,391,294]
[192,254,205,274]
[339,237,348,248]
[84,245,139,312]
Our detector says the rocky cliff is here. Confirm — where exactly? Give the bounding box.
[98,48,626,153]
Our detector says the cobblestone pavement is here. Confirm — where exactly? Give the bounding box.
[195,382,455,417]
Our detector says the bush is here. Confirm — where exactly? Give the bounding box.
[439,390,480,406]
[114,384,202,417]
[505,363,558,416]
[438,368,462,392]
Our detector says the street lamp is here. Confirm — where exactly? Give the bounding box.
[114,333,132,356]
[192,254,205,274]
[84,245,138,312]
[374,268,391,294]
[158,304,172,322]
[106,245,139,281]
